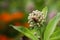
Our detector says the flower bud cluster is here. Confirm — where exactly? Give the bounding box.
[28,10,45,27]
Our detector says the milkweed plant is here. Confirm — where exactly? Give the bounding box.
[12,7,60,40]
[0,0,60,40]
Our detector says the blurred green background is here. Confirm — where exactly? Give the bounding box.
[0,0,60,40]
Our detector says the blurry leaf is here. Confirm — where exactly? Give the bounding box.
[12,26,38,40]
[51,34,60,40]
[50,27,60,40]
[42,7,48,18]
[44,13,60,40]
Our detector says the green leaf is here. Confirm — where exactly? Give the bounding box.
[51,35,60,40]
[50,27,60,40]
[44,13,60,40]
[12,26,38,40]
[42,7,48,18]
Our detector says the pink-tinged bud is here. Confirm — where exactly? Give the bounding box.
[26,3,34,12]
[48,10,57,20]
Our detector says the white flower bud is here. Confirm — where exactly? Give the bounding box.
[30,24,33,27]
[38,36,40,38]
[34,32,37,35]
